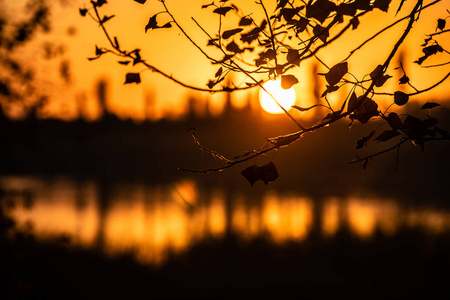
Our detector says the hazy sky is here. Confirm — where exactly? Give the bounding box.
[6,0,450,120]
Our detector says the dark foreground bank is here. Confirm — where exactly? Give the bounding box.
[1,225,449,300]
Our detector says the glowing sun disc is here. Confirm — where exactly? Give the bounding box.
[259,79,296,114]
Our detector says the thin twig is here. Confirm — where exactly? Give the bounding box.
[347,138,409,165]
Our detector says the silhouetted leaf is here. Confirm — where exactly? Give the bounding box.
[350,96,379,124]
[134,0,146,3]
[324,62,348,86]
[255,57,266,67]
[79,8,88,16]
[94,0,107,7]
[241,162,279,185]
[416,44,445,65]
[281,74,298,89]
[145,15,158,32]
[276,0,289,10]
[415,56,427,65]
[215,66,223,78]
[239,16,252,26]
[395,0,406,15]
[222,28,243,39]
[313,25,329,43]
[293,17,309,33]
[373,0,391,12]
[399,74,409,84]
[201,1,214,9]
[213,6,234,16]
[423,44,443,56]
[306,0,337,23]
[394,91,409,106]
[287,49,300,66]
[321,85,339,97]
[101,15,115,24]
[124,73,141,84]
[260,49,276,60]
[337,3,357,16]
[350,16,359,30]
[145,14,171,32]
[421,102,440,110]
[374,130,399,143]
[240,20,266,44]
[370,64,391,87]
[207,79,217,89]
[347,92,358,112]
[355,0,372,11]
[226,40,244,53]
[404,115,424,138]
[370,65,383,80]
[387,112,403,130]
[437,18,446,31]
[95,45,105,56]
[131,49,142,65]
[356,130,376,149]
[280,7,301,22]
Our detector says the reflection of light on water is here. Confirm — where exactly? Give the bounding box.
[207,195,226,237]
[231,196,262,239]
[262,194,313,242]
[346,198,401,238]
[322,198,340,237]
[407,210,450,234]
[3,176,450,265]
[8,178,99,246]
[172,179,198,207]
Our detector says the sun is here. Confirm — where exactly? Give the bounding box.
[259,79,296,114]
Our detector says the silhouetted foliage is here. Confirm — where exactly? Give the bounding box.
[83,0,450,183]
[0,0,74,119]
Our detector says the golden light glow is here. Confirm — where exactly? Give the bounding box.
[259,79,296,114]
[172,179,198,207]
[322,198,340,237]
[5,176,450,265]
[261,194,313,242]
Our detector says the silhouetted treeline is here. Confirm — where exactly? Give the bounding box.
[0,102,449,198]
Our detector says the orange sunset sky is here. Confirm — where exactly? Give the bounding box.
[4,0,450,121]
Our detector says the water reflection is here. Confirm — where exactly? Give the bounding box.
[2,176,450,265]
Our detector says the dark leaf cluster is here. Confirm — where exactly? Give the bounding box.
[241,162,279,185]
[348,94,379,124]
[240,20,267,44]
[370,65,392,87]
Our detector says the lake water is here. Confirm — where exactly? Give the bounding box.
[2,175,450,266]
